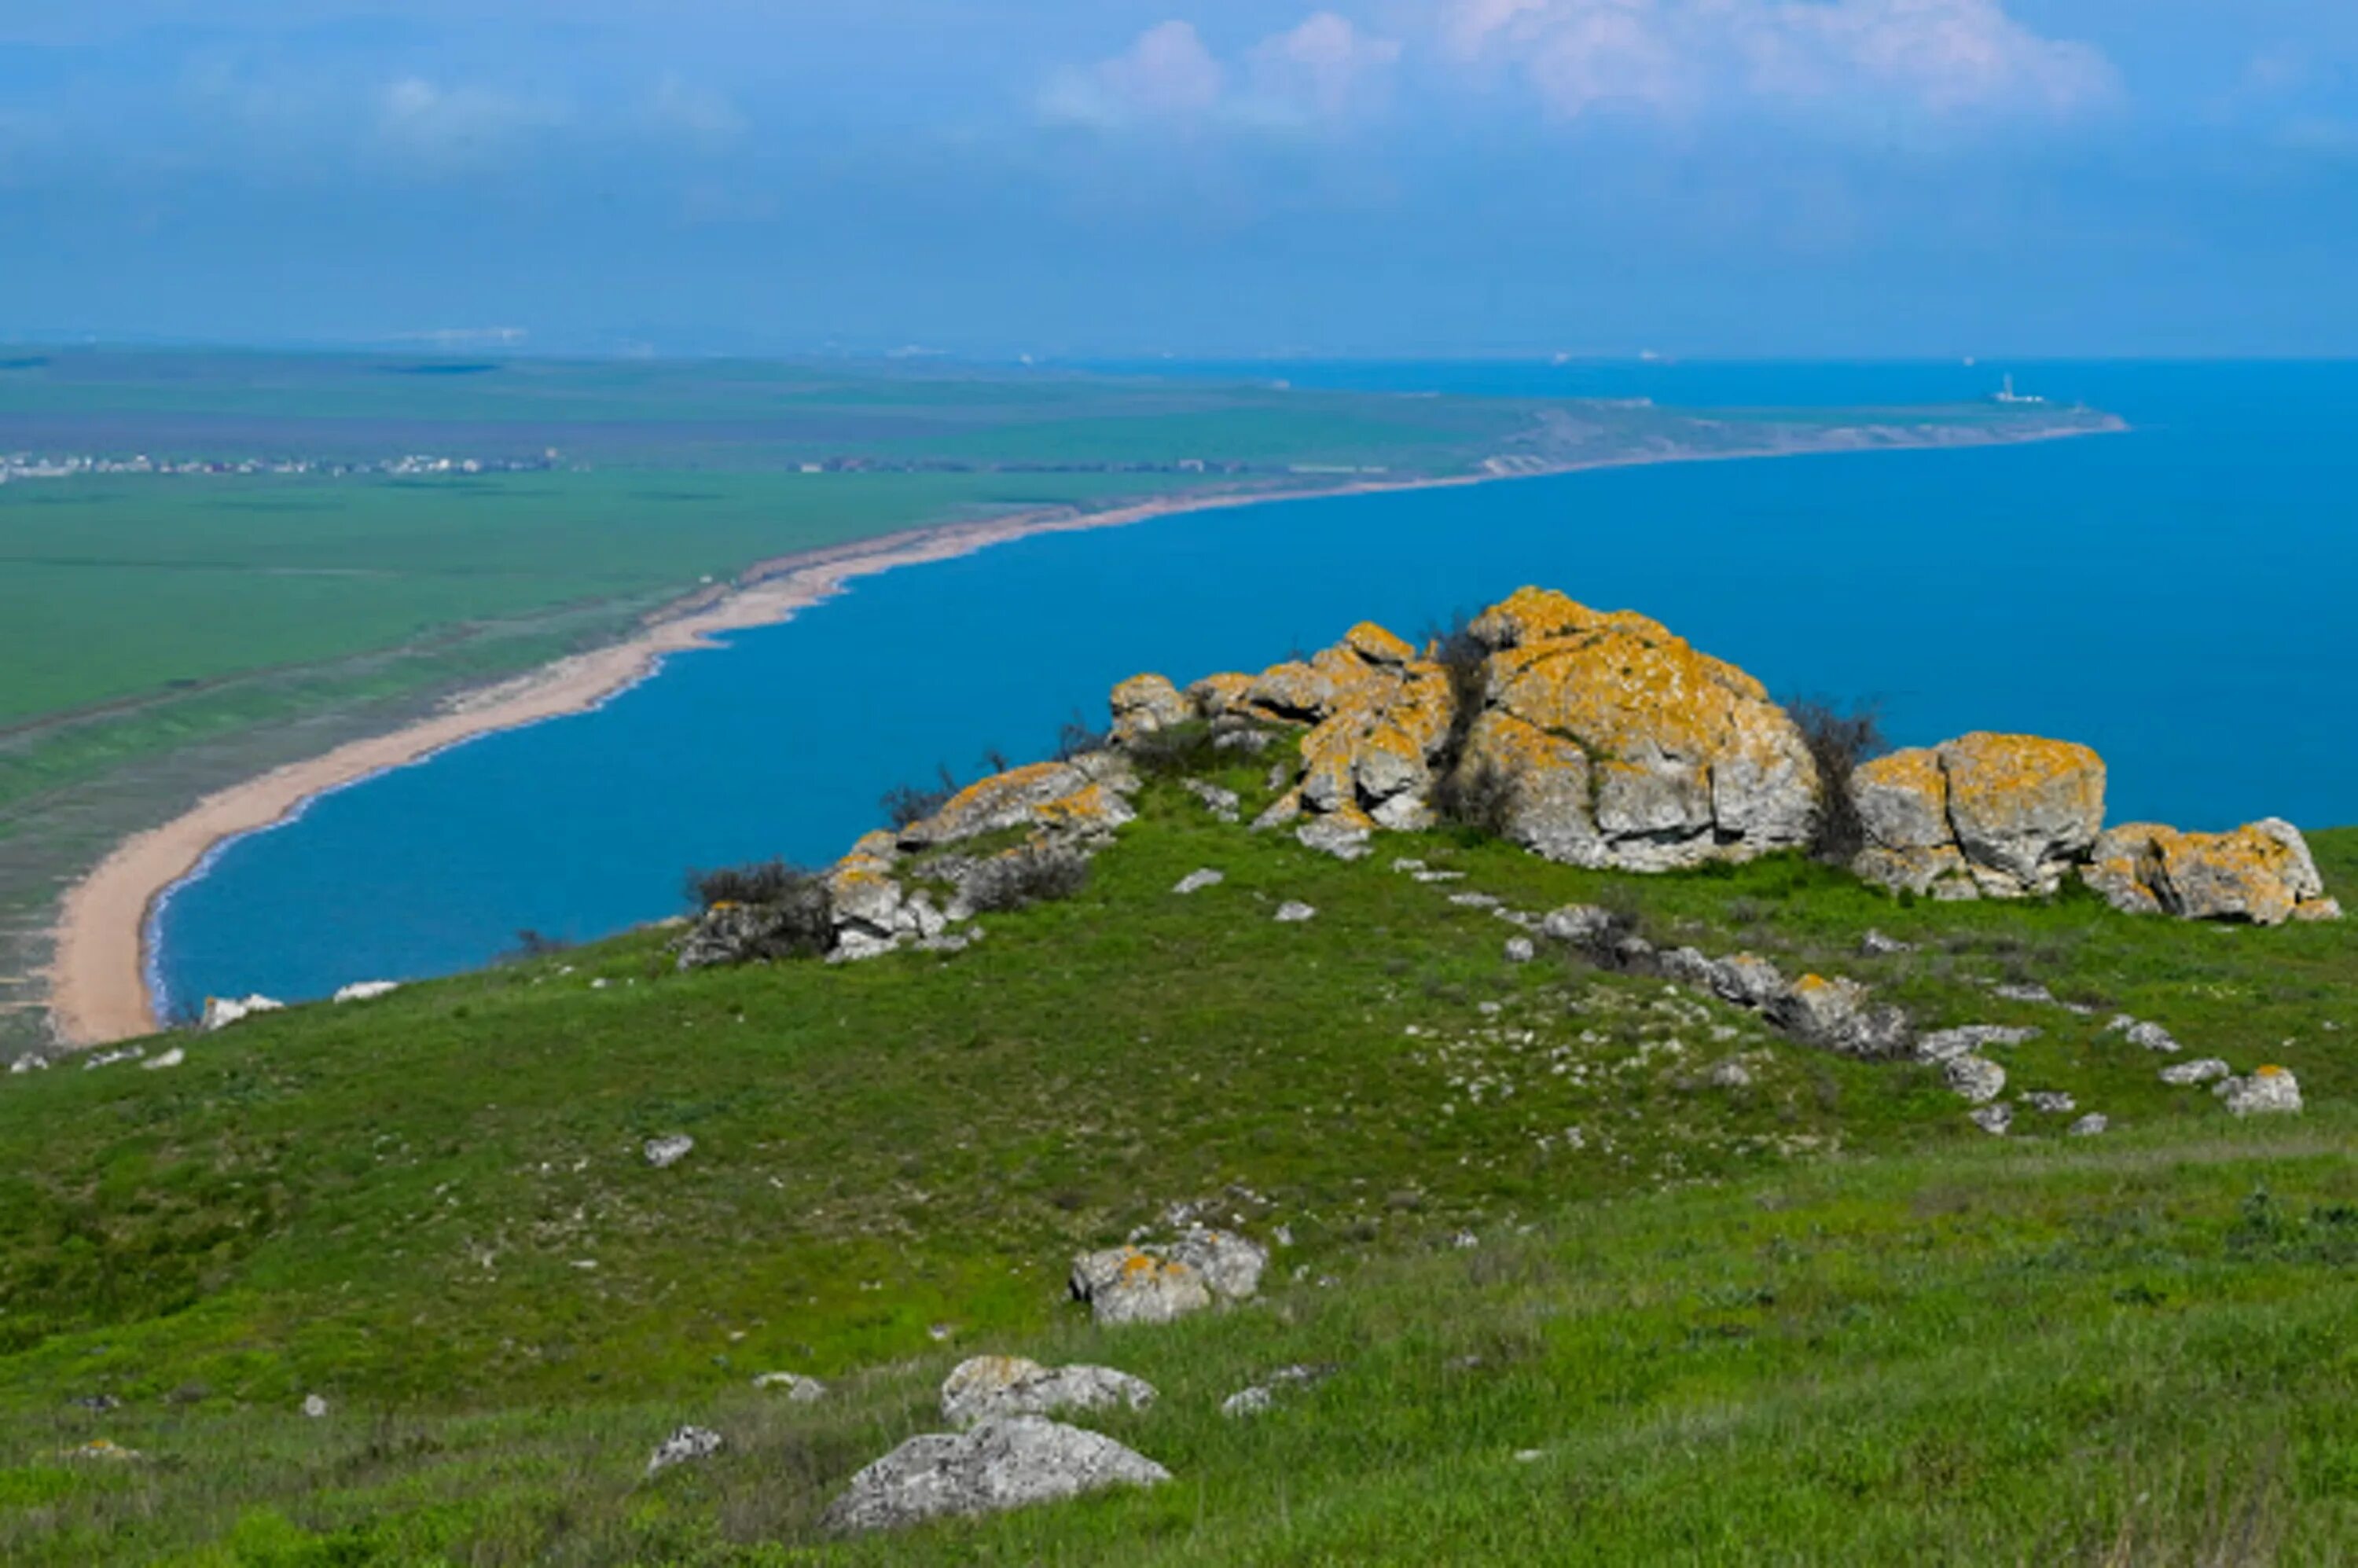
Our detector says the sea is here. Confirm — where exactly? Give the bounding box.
[152,361,2358,1013]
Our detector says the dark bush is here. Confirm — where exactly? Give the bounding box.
[1431,757,1519,841]
[1056,710,1110,762]
[1784,696,1888,864]
[1420,608,1491,761]
[882,764,962,830]
[684,857,809,911]
[501,929,573,964]
[1123,721,1229,779]
[960,843,1091,913]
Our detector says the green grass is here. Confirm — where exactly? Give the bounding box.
[0,765,2349,1562]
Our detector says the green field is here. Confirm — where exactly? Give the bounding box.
[0,745,2349,1562]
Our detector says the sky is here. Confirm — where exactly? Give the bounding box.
[2,2,2356,357]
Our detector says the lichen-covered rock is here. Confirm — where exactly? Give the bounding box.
[823,1417,1170,1535]
[2082,819,2336,926]
[901,758,1138,853]
[1852,735,2105,900]
[939,1357,1157,1427]
[1296,812,1375,860]
[1164,1227,1269,1300]
[1945,1056,2007,1104]
[1068,1247,1213,1326]
[1767,974,1912,1059]
[1969,1103,2015,1136]
[1455,589,1816,872]
[2217,1066,2301,1116]
[1109,674,1189,746]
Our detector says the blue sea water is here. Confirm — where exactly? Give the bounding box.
[154,362,2358,1012]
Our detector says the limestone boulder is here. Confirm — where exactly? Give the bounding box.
[1765,973,1911,1059]
[1069,1227,1265,1326]
[1453,589,1817,872]
[823,1417,1169,1535]
[1851,734,2105,899]
[2217,1066,2301,1116]
[899,758,1137,853]
[1109,674,1189,747]
[2083,818,2337,926]
[939,1356,1156,1427]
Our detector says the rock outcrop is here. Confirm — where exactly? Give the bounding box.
[1850,734,2105,899]
[823,1417,1169,1535]
[2081,819,2340,927]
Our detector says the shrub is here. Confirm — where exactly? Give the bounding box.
[684,858,808,912]
[882,765,961,830]
[1784,697,1888,865]
[505,929,572,962]
[1056,711,1110,762]
[1420,608,1490,761]
[960,843,1091,913]
[1432,757,1519,841]
[1122,721,1228,779]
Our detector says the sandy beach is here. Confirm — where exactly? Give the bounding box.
[43,416,2125,1048]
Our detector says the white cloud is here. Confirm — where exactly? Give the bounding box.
[1043,13,1402,130]
[1442,0,2120,121]
[1249,13,1405,120]
[376,77,569,170]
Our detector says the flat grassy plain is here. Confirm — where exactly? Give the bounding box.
[0,752,2349,1562]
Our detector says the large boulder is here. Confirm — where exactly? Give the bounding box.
[939,1356,1156,1427]
[1850,734,2105,899]
[2082,818,2339,926]
[1069,1228,1266,1326]
[1108,674,1188,747]
[823,1417,1169,1535]
[1450,589,1817,872]
[899,758,1137,852]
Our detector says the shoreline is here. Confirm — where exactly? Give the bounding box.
[43,414,2125,1047]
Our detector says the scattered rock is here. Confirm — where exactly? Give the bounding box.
[1274,902,1317,924]
[2105,1016,2181,1053]
[1539,905,1617,946]
[2084,818,2339,925]
[1851,733,2106,900]
[753,1372,828,1401]
[1172,868,1225,895]
[1707,1058,1754,1089]
[2019,1090,2076,1114]
[1449,892,1504,909]
[1181,779,1241,824]
[1504,936,1536,964]
[644,1134,695,1170]
[1969,1103,2015,1136]
[1768,975,1912,1059]
[2217,1067,2301,1116]
[8,1053,50,1074]
[1295,816,1373,861]
[1069,1228,1265,1326]
[1914,1025,2040,1062]
[302,1394,329,1419]
[1110,674,1190,747]
[2069,1114,2110,1137]
[83,1046,145,1070]
[1219,1364,1334,1419]
[201,994,283,1032]
[1859,929,1915,956]
[332,981,401,1004]
[1945,1056,2007,1104]
[939,1356,1156,1427]
[142,1047,185,1071]
[61,1438,143,1463]
[1992,982,2059,1005]
[2159,1058,2231,1087]
[1220,1385,1273,1418]
[646,1425,724,1478]
[823,1416,1170,1535]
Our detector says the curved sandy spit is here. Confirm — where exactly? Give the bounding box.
[46,417,2125,1047]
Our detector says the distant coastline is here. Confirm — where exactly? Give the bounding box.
[43,410,2127,1048]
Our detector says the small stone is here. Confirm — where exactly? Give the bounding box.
[1707,1058,1754,1089]
[1945,1056,2007,1105]
[1274,902,1317,924]
[647,1425,725,1478]
[333,981,401,1004]
[1993,982,2059,1005]
[2019,1090,2076,1114]
[1860,930,1915,956]
[2159,1058,2231,1087]
[1449,892,1504,909]
[201,994,283,1033]
[2217,1067,2301,1117]
[1181,780,1242,823]
[302,1394,328,1419]
[1515,1449,1547,1463]
[2068,1113,2110,1137]
[1173,868,1225,895]
[1539,905,1616,945]
[644,1134,695,1169]
[1969,1103,2015,1136]
[61,1438,143,1463]
[142,1047,186,1071]
[1504,936,1536,964]
[1915,1025,2040,1062]
[1221,1386,1274,1418]
[2124,1021,2180,1053]
[1295,817,1372,861]
[753,1372,828,1402]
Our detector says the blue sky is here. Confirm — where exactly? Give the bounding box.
[3,2,2355,356]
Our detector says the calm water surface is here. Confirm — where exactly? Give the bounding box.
[156,362,2358,1011]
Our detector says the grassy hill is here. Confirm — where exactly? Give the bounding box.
[2,755,2352,1562]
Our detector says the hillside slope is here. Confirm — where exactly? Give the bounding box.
[1,751,2352,1562]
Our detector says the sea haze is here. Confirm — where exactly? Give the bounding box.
[155,362,2358,1011]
